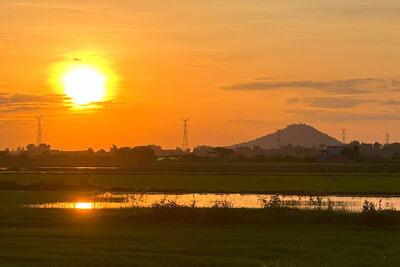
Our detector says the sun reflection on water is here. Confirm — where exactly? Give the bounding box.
[27,193,400,213]
[75,202,93,209]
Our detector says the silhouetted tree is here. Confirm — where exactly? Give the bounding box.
[212,147,235,159]
[38,144,51,155]
[113,146,156,161]
[109,144,118,153]
[392,152,400,160]
[373,142,382,150]
[114,147,130,159]
[86,147,95,157]
[96,149,108,156]
[128,146,156,161]
[192,146,215,158]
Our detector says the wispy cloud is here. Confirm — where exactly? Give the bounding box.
[0,91,71,112]
[0,90,138,113]
[0,93,68,104]
[286,108,400,122]
[286,97,300,105]
[392,79,400,86]
[219,78,394,94]
[77,100,138,110]
[381,100,400,105]
[302,97,368,109]
[320,112,400,122]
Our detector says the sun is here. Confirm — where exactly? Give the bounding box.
[62,67,106,105]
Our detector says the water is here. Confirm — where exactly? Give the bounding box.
[0,166,119,174]
[27,192,400,212]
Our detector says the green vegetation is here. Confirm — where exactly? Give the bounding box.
[1,162,400,266]
[1,171,400,194]
[0,206,400,266]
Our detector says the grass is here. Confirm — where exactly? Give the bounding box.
[3,161,400,173]
[0,187,399,266]
[1,162,400,266]
[1,172,400,194]
[0,208,400,266]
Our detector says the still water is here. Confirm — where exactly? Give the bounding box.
[27,192,400,212]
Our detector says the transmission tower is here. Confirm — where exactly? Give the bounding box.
[181,118,189,151]
[35,115,44,146]
[341,128,347,144]
[276,128,282,149]
[386,133,390,145]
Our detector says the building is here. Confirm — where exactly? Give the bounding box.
[318,143,359,162]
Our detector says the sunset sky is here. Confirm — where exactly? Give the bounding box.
[1,0,400,150]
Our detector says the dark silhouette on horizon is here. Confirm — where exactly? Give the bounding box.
[229,123,342,150]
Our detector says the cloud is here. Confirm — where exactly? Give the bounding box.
[302,97,367,109]
[0,90,138,113]
[381,100,400,105]
[0,94,68,104]
[286,97,300,105]
[286,108,400,122]
[77,99,137,110]
[220,81,326,91]
[219,78,391,94]
[0,92,72,112]
[320,113,400,122]
[391,79,400,88]
[324,87,368,94]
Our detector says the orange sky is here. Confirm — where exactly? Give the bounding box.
[1,0,400,150]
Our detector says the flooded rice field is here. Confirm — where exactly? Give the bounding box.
[27,192,400,212]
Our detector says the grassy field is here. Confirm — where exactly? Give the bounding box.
[1,162,400,266]
[0,188,399,266]
[2,162,400,173]
[1,172,400,194]
[0,207,400,267]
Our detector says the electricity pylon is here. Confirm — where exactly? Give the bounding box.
[35,115,44,146]
[341,128,347,144]
[182,118,189,151]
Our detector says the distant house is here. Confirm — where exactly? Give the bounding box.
[318,144,359,162]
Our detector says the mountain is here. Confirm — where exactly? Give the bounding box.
[229,123,342,149]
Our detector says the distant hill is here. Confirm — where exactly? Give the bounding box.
[229,123,342,149]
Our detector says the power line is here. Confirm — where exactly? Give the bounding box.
[35,115,44,146]
[341,128,347,143]
[182,118,189,151]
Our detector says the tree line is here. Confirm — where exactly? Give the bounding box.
[1,142,400,163]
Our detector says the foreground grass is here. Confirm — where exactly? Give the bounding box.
[1,207,400,267]
[1,162,399,266]
[2,224,400,267]
[2,225,400,265]
[1,172,400,194]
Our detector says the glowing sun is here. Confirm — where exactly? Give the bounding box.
[62,68,105,105]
